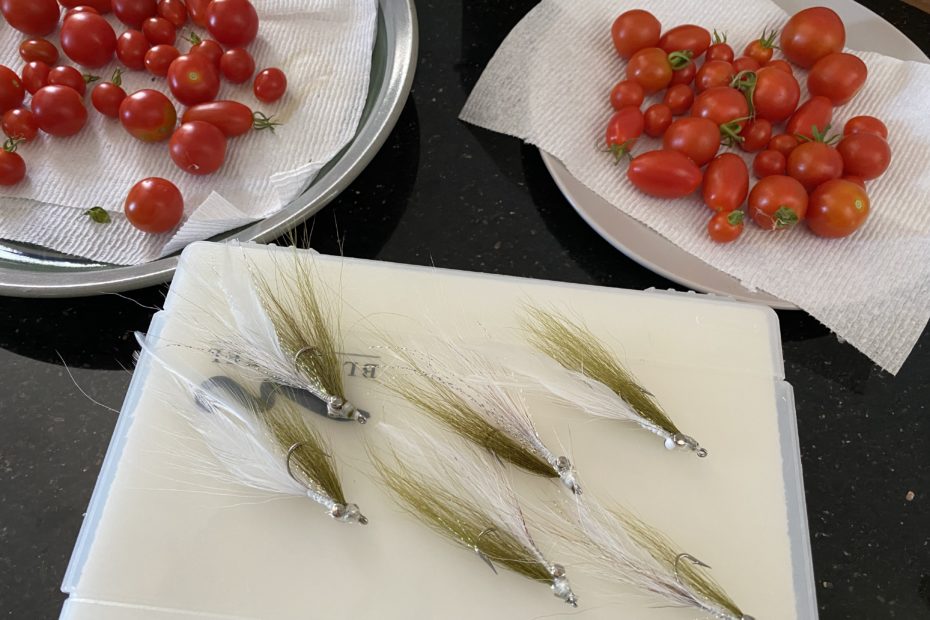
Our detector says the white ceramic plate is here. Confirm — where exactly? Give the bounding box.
[542,0,929,310]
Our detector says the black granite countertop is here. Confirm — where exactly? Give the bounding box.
[1,1,929,618]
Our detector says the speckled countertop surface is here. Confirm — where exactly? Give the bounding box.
[1,1,929,618]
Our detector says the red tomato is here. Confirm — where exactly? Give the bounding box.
[669,62,696,86]
[786,141,843,191]
[145,44,180,76]
[21,61,50,95]
[117,30,151,70]
[611,9,661,59]
[837,132,891,180]
[643,103,672,138]
[0,0,60,36]
[48,66,90,96]
[695,60,734,93]
[842,175,866,189]
[748,175,808,229]
[739,118,772,152]
[626,47,675,94]
[169,121,227,175]
[0,66,25,113]
[702,153,749,212]
[186,0,210,26]
[609,79,644,110]
[254,68,287,104]
[206,0,259,48]
[19,39,58,64]
[808,52,867,106]
[112,0,157,28]
[61,12,117,68]
[157,0,186,27]
[0,140,25,185]
[187,34,223,69]
[59,0,111,12]
[744,29,777,65]
[807,179,869,238]
[31,85,88,136]
[220,48,255,84]
[2,107,37,142]
[844,116,888,139]
[124,177,183,233]
[167,54,220,105]
[691,86,749,139]
[752,67,800,123]
[705,31,734,63]
[768,134,800,158]
[182,100,272,137]
[663,84,694,115]
[662,117,720,166]
[785,96,833,141]
[765,59,794,75]
[732,56,760,74]
[708,210,745,243]
[91,72,127,117]
[780,7,845,69]
[142,16,176,45]
[753,149,786,178]
[628,150,702,198]
[604,107,644,159]
[659,25,711,58]
[119,88,176,141]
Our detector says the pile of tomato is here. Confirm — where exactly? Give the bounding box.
[606,6,892,243]
[0,0,288,234]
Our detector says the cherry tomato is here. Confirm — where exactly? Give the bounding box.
[705,31,734,63]
[112,0,157,29]
[787,141,843,191]
[61,12,117,68]
[31,85,88,136]
[157,0,186,27]
[187,34,223,70]
[167,54,220,106]
[844,116,888,139]
[753,149,786,178]
[186,0,210,27]
[59,0,111,13]
[626,47,676,94]
[254,68,287,104]
[182,100,271,137]
[643,103,672,138]
[2,107,37,142]
[765,59,794,76]
[0,66,25,113]
[744,29,777,65]
[750,67,800,124]
[48,66,93,96]
[220,48,255,84]
[604,107,644,159]
[807,179,869,238]
[703,153,749,212]
[785,96,833,141]
[628,150,702,198]
[781,7,845,69]
[731,56,759,74]
[21,61,50,95]
[0,139,25,185]
[748,175,808,230]
[837,132,891,180]
[145,44,180,76]
[768,134,800,158]
[91,71,127,117]
[117,30,151,70]
[19,39,58,65]
[119,88,176,141]
[662,117,720,166]
[708,210,745,243]
[663,84,693,115]
[169,121,227,175]
[0,0,60,36]
[142,16,176,45]
[609,79,644,110]
[695,60,734,93]
[691,86,749,139]
[842,175,866,189]
[659,25,711,58]
[808,52,867,106]
[610,9,661,59]
[124,177,183,233]
[739,118,772,153]
[206,0,259,48]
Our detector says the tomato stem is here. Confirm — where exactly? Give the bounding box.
[719,119,747,146]
[668,50,694,70]
[83,73,100,84]
[252,111,282,133]
[773,206,799,228]
[804,123,841,145]
[608,141,635,163]
[759,28,779,50]
[111,68,123,87]
[712,29,727,44]
[730,70,757,118]
[184,31,203,46]
[3,137,23,153]
[727,210,745,226]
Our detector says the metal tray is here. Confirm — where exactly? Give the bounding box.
[0,0,417,298]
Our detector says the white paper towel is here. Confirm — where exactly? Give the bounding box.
[460,0,930,375]
[0,0,377,265]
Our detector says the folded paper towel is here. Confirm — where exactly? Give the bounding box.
[460,0,930,374]
[0,0,377,266]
